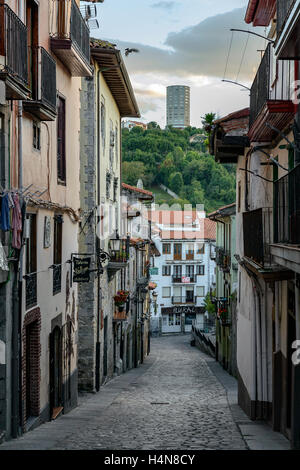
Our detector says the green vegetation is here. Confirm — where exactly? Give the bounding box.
[122,123,236,213]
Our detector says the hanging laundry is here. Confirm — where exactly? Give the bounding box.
[0,194,10,231]
[0,239,9,272]
[12,194,22,250]
[7,193,15,209]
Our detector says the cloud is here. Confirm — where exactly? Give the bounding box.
[151,1,178,10]
[115,7,265,83]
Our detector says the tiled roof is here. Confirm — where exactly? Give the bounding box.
[90,38,116,50]
[149,210,200,224]
[208,203,236,218]
[122,183,153,197]
[214,108,250,124]
[160,218,216,241]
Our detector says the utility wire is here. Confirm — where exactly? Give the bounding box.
[236,33,249,83]
[223,31,234,80]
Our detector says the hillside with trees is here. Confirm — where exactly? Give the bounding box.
[121,121,236,213]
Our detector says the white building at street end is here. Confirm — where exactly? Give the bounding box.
[149,210,216,335]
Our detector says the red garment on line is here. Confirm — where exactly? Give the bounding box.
[12,194,22,250]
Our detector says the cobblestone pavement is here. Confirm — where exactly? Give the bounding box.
[0,335,289,450]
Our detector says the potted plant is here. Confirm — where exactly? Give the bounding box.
[114,290,129,312]
[217,307,228,324]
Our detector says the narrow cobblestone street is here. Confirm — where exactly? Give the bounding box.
[0,335,290,451]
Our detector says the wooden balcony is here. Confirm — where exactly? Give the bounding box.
[275,0,300,59]
[210,108,250,164]
[0,4,30,99]
[50,0,92,77]
[248,43,294,143]
[23,47,57,121]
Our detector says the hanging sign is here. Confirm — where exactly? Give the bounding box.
[73,257,91,283]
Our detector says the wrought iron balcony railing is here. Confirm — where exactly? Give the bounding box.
[53,264,62,295]
[215,247,231,272]
[50,0,91,75]
[0,4,29,98]
[109,238,130,263]
[243,207,273,266]
[172,296,197,304]
[277,0,296,35]
[23,46,57,120]
[249,43,271,129]
[172,275,196,283]
[274,163,300,245]
[25,272,37,310]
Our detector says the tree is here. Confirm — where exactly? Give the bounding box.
[147,121,160,129]
[201,112,216,136]
[168,172,183,194]
[203,292,216,316]
[122,161,153,187]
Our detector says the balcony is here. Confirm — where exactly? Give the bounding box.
[172,275,196,283]
[23,47,57,121]
[107,238,129,277]
[53,264,62,295]
[243,208,273,267]
[216,247,231,273]
[172,296,197,305]
[274,164,300,245]
[50,0,92,77]
[25,272,37,310]
[216,298,231,326]
[248,43,294,143]
[0,4,30,99]
[275,0,300,59]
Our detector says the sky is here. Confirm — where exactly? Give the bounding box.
[82,0,267,128]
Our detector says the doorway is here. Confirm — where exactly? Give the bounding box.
[25,321,39,419]
[49,326,63,419]
[103,316,108,379]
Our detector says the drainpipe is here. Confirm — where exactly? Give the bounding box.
[11,0,24,439]
[95,69,101,392]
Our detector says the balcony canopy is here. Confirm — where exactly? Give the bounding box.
[210,108,250,163]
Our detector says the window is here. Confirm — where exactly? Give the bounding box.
[196,265,205,275]
[101,96,106,149]
[57,96,66,184]
[186,243,194,260]
[174,243,182,260]
[53,214,63,295]
[33,122,41,150]
[238,181,241,213]
[115,124,118,164]
[162,287,171,298]
[163,243,171,254]
[109,119,114,168]
[197,286,205,297]
[186,265,194,277]
[197,243,205,254]
[162,265,171,276]
[25,213,37,309]
[174,265,182,277]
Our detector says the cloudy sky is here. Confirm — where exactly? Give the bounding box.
[83,0,267,127]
